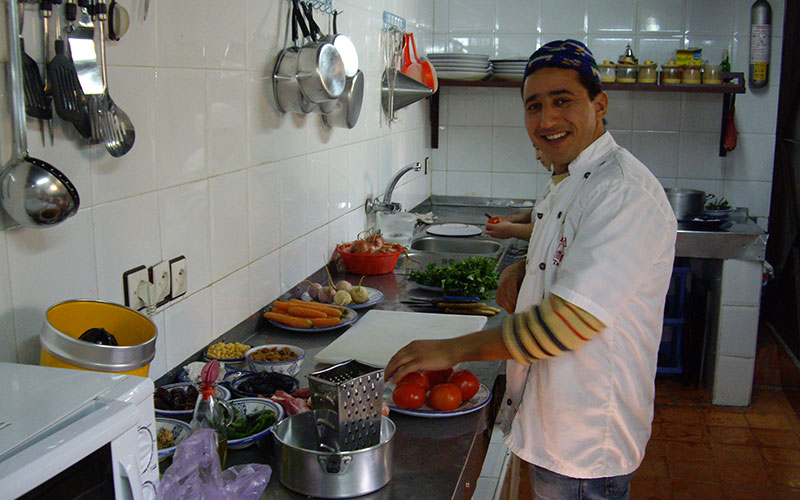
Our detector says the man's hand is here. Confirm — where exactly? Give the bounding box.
[485,219,518,239]
[385,338,460,383]
[496,260,526,313]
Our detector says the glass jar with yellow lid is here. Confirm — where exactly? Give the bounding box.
[637,60,657,84]
[661,61,682,84]
[599,60,616,83]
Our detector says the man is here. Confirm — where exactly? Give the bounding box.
[386,40,677,500]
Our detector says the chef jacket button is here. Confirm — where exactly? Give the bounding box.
[537,212,543,219]
[557,211,562,218]
[507,398,513,406]
[584,172,591,179]
[539,262,546,270]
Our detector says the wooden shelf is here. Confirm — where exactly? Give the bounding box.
[430,72,746,156]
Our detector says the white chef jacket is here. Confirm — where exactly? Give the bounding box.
[501,132,677,479]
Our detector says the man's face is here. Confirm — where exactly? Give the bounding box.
[522,67,607,174]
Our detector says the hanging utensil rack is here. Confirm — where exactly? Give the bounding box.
[283,0,333,15]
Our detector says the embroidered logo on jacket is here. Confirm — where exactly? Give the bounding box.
[553,236,567,266]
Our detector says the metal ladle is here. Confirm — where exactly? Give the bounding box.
[1,0,79,227]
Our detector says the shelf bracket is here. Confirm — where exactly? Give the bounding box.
[430,92,440,149]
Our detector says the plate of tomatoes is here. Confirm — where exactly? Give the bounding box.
[384,368,491,418]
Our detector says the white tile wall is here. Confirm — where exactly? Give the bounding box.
[0,1,434,374]
[433,0,783,217]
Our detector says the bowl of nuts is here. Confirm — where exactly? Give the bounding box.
[203,341,252,369]
[245,344,305,376]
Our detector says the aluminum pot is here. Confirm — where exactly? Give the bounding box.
[322,70,364,129]
[272,412,395,498]
[664,188,707,221]
[293,0,345,104]
[272,1,315,114]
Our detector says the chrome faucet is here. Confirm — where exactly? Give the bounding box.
[365,161,421,214]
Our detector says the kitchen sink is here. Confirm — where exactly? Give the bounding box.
[409,236,503,255]
[396,235,506,274]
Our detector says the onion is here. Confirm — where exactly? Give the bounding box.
[334,290,352,306]
[305,281,322,300]
[335,280,353,292]
[318,286,335,303]
[350,240,371,254]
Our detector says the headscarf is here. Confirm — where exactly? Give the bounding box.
[522,39,601,92]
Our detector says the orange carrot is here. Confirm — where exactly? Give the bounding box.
[287,306,327,319]
[263,312,313,328]
[271,300,291,311]
[287,299,343,318]
[310,317,342,327]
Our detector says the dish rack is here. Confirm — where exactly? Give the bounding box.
[308,360,384,451]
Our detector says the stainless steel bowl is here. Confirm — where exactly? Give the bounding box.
[0,156,79,227]
[272,412,395,498]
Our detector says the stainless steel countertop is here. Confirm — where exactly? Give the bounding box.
[160,269,507,500]
[422,196,768,261]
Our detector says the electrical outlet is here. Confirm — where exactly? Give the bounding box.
[169,256,187,299]
[123,265,148,310]
[150,261,171,305]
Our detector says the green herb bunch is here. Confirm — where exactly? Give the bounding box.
[705,196,731,211]
[408,257,500,299]
[226,409,277,440]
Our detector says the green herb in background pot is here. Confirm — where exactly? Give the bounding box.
[408,257,500,299]
[705,195,731,211]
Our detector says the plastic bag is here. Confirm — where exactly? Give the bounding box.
[155,429,272,500]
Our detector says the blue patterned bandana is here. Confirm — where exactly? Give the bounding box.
[522,39,601,92]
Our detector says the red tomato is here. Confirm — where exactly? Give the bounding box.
[392,382,426,410]
[448,370,480,401]
[399,371,430,391]
[424,368,453,387]
[428,383,463,411]
[487,216,500,224]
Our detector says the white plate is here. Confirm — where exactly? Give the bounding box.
[384,383,491,418]
[266,307,358,332]
[428,53,490,60]
[433,65,491,72]
[426,223,483,237]
[432,62,491,68]
[437,71,491,81]
[300,287,384,309]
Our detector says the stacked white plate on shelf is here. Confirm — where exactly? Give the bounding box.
[427,53,491,81]
[490,58,528,81]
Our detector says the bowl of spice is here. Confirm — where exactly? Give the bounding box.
[245,344,305,376]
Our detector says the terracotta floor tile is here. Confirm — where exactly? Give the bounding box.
[662,422,709,443]
[751,388,792,412]
[762,447,800,467]
[752,428,800,449]
[630,475,672,500]
[637,455,669,478]
[665,441,715,463]
[746,411,795,430]
[708,425,755,445]
[775,486,800,500]
[705,408,749,427]
[668,460,719,482]
[645,439,667,459]
[721,481,777,500]
[670,479,724,500]
[718,462,769,484]
[711,444,764,465]
[766,464,800,489]
[660,406,706,426]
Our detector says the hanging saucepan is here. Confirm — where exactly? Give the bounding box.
[1,0,79,227]
[321,9,358,78]
[272,0,315,114]
[322,70,364,129]
[295,1,345,105]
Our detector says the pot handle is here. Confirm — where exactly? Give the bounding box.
[318,455,352,474]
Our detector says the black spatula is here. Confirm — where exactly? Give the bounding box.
[48,38,92,138]
[20,38,51,145]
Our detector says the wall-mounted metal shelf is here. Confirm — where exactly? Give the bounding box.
[429,72,746,157]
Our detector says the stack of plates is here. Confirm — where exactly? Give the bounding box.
[491,58,528,81]
[428,53,491,81]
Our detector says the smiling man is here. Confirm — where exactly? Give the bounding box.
[387,40,677,500]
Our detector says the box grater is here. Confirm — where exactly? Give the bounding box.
[307,359,384,452]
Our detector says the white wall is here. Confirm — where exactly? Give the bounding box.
[0,0,434,377]
[430,0,782,230]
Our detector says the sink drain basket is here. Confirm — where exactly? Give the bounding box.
[307,359,383,451]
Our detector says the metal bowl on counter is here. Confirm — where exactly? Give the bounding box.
[272,412,396,498]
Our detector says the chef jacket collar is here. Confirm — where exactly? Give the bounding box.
[563,131,616,179]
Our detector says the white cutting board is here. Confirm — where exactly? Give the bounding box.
[314,310,488,367]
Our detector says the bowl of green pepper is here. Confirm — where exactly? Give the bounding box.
[226,397,284,450]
